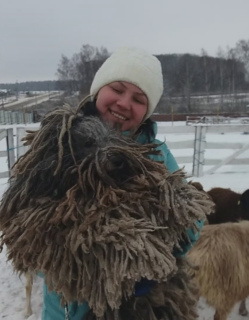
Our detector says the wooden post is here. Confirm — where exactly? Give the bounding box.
[23,108,27,125]
[217,106,220,122]
[171,106,174,126]
[16,127,29,159]
[6,128,15,174]
[192,125,207,177]
[0,110,3,124]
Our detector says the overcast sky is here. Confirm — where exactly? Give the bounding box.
[1,0,249,83]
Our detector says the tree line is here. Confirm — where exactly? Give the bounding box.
[0,80,61,93]
[55,42,249,96]
[55,41,249,113]
[1,40,249,114]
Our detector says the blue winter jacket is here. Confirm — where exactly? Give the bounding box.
[41,121,203,320]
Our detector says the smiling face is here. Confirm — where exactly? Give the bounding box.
[95,81,148,131]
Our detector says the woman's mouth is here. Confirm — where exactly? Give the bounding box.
[110,111,127,121]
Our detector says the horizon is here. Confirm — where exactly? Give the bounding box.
[0,49,226,85]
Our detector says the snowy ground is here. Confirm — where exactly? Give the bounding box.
[0,121,249,320]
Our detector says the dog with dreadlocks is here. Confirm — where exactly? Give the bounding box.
[0,103,213,320]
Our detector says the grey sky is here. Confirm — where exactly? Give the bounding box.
[1,0,249,83]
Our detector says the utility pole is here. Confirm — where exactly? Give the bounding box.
[16,81,19,100]
[1,95,4,108]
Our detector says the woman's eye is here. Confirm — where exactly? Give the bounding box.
[134,98,145,104]
[111,86,122,93]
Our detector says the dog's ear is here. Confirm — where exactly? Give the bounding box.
[188,181,204,191]
[79,100,100,117]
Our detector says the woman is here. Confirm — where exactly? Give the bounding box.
[41,47,203,320]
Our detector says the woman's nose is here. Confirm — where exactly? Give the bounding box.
[116,94,131,110]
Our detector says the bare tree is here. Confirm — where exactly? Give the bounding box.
[226,47,237,111]
[216,46,226,111]
[235,39,249,83]
[57,44,110,95]
[225,47,246,111]
[177,54,198,112]
[200,49,211,103]
[76,45,110,94]
[56,55,79,93]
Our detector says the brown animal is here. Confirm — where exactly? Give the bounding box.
[190,182,249,225]
[187,221,249,320]
[207,187,249,316]
[189,183,249,225]
[207,187,249,224]
[189,183,249,315]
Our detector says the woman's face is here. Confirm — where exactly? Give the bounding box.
[95,81,148,131]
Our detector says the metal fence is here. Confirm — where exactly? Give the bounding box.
[0,109,34,125]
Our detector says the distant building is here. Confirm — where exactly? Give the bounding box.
[0,89,8,94]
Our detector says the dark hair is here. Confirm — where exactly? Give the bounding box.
[80,100,156,143]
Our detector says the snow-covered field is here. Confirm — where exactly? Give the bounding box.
[0,121,248,320]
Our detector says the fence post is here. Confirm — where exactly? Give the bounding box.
[6,128,15,174]
[23,108,27,125]
[0,110,3,124]
[16,127,29,158]
[192,125,207,177]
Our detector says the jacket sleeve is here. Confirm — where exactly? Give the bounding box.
[41,282,89,320]
[152,140,180,173]
[38,276,89,320]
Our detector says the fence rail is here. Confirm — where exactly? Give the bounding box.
[0,123,249,179]
[0,129,15,178]
[186,115,231,125]
[157,123,249,176]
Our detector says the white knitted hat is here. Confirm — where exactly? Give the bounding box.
[90,47,163,119]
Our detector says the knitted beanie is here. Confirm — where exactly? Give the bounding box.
[90,47,164,119]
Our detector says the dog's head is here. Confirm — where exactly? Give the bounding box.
[9,106,161,200]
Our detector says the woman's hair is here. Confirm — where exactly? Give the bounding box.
[78,98,156,143]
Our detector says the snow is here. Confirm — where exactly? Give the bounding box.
[0,121,249,320]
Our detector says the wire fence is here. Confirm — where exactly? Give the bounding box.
[0,109,34,125]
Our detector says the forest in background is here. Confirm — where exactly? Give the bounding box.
[1,40,249,114]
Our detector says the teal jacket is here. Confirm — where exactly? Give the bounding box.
[41,121,203,320]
